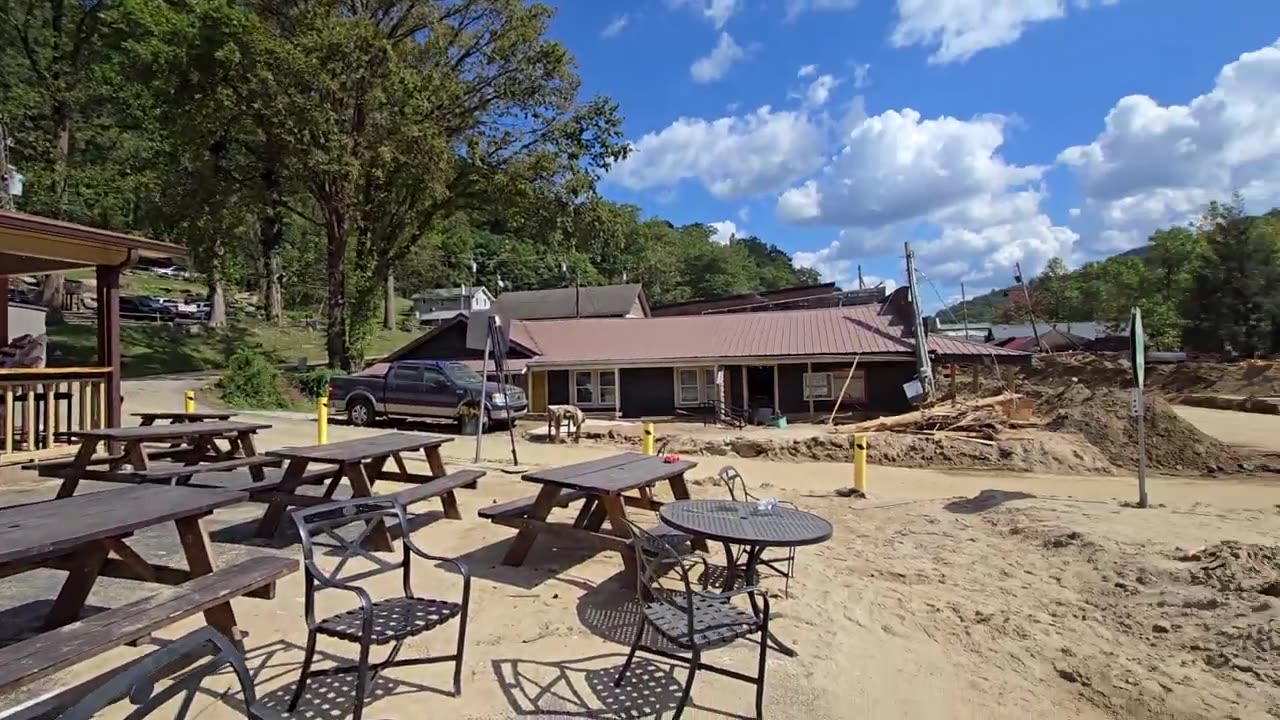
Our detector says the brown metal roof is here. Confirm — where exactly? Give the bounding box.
[514,304,1028,365]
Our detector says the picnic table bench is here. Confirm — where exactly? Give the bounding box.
[482,453,702,581]
[49,421,274,498]
[258,432,483,551]
[133,411,237,425]
[0,485,287,636]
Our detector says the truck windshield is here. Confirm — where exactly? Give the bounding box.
[446,363,485,384]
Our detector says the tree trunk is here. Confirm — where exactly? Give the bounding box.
[38,274,66,324]
[324,211,350,370]
[206,235,227,328]
[383,271,396,330]
[260,208,284,325]
[40,104,72,324]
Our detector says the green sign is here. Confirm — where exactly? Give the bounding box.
[1130,306,1145,389]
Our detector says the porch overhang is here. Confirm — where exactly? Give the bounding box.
[0,210,184,273]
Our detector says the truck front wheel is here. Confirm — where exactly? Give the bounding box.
[347,397,375,427]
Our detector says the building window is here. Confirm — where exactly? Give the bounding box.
[803,372,834,400]
[675,366,718,406]
[599,371,617,406]
[573,370,616,407]
[833,368,867,402]
[574,371,596,406]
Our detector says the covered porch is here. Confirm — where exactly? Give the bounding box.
[0,210,185,466]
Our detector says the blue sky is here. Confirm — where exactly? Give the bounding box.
[547,1,1280,305]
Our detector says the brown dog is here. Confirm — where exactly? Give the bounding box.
[546,405,585,443]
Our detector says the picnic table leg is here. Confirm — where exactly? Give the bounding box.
[667,474,708,552]
[572,497,597,529]
[125,441,150,471]
[255,459,310,539]
[175,515,243,645]
[501,484,563,566]
[583,502,608,533]
[425,446,448,479]
[237,431,266,481]
[55,438,101,499]
[138,417,156,426]
[599,495,639,584]
[42,542,110,630]
[345,461,394,552]
[364,455,390,489]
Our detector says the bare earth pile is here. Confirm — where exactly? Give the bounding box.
[1012,353,1280,398]
[1041,383,1248,474]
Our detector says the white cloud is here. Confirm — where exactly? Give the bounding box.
[1060,38,1280,251]
[805,74,840,106]
[690,32,747,83]
[670,0,740,29]
[608,106,827,198]
[600,14,630,38]
[853,63,871,89]
[738,206,751,222]
[890,0,1114,64]
[776,109,1044,227]
[1068,207,1081,218]
[785,0,859,22]
[709,220,742,244]
[797,64,819,78]
[792,247,900,291]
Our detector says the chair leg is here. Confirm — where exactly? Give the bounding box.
[673,649,699,720]
[452,613,468,697]
[785,549,796,599]
[755,619,770,718]
[288,630,317,712]
[353,639,372,720]
[614,615,645,687]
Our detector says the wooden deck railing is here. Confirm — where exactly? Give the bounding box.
[0,367,113,466]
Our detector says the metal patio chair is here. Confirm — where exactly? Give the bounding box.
[59,627,281,720]
[289,496,471,720]
[715,465,799,597]
[614,520,771,719]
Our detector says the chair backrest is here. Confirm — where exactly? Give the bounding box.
[59,627,261,720]
[624,520,695,619]
[291,496,408,587]
[716,465,753,502]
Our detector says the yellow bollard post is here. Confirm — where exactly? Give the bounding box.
[317,396,329,445]
[642,422,655,456]
[184,390,195,414]
[853,433,868,493]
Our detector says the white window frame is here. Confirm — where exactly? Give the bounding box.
[674,366,717,407]
[803,371,835,401]
[572,370,614,408]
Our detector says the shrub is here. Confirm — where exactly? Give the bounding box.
[292,366,335,401]
[220,347,289,409]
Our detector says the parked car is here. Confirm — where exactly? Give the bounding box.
[329,360,527,429]
[119,296,177,319]
[157,297,200,316]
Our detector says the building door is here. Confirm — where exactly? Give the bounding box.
[529,370,547,413]
[746,365,776,413]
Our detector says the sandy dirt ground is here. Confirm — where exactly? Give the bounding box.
[3,383,1280,719]
[1175,406,1280,453]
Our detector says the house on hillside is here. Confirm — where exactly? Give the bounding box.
[412,286,493,326]
[494,283,649,320]
[382,289,1029,421]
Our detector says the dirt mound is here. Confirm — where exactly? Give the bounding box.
[1040,383,1246,474]
[1185,542,1280,595]
[1009,353,1280,398]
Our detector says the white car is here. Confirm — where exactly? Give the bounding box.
[157,297,200,315]
[154,265,192,279]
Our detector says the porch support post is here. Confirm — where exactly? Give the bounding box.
[95,264,122,428]
[772,365,780,416]
[0,275,8,344]
[807,361,814,417]
[613,367,620,419]
[741,366,748,411]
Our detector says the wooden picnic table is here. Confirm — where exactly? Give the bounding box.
[52,420,274,499]
[259,432,467,552]
[0,485,269,635]
[133,411,237,425]
[481,453,702,580]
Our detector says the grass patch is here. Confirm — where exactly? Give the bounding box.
[47,319,421,378]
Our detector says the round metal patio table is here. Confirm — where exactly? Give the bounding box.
[659,499,833,657]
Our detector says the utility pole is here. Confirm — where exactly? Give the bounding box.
[1014,262,1045,352]
[904,242,934,402]
[960,282,970,339]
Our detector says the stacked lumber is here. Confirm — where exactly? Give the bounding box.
[831,393,1022,434]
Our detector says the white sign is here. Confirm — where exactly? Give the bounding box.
[903,379,924,400]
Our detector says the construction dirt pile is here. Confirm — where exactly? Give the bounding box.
[1011,353,1280,399]
[1039,383,1253,474]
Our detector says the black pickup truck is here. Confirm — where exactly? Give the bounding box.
[328,360,527,429]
